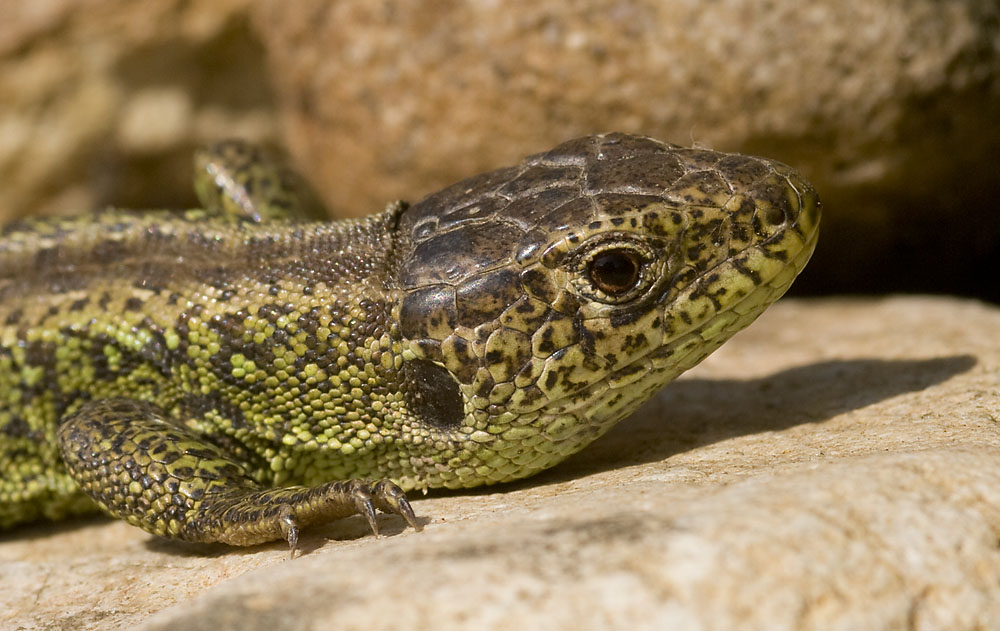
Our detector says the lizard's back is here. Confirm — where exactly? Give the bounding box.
[0,209,398,527]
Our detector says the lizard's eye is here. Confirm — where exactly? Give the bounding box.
[587,249,642,296]
[572,238,657,304]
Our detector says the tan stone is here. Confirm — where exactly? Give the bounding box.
[250,0,1000,295]
[0,0,273,223]
[4,296,1000,630]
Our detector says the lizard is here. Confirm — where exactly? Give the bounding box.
[0,133,820,553]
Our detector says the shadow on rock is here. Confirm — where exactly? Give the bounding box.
[536,354,978,484]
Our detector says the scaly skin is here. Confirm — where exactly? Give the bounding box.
[0,133,820,551]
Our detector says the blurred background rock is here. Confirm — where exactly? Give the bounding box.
[1,0,998,301]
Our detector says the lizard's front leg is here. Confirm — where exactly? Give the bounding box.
[56,399,420,555]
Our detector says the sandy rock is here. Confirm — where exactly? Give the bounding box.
[251,0,1000,299]
[4,296,1000,630]
[0,0,273,223]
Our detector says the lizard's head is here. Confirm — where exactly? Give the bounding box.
[392,133,820,489]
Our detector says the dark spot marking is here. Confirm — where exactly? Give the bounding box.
[609,309,645,328]
[404,359,465,429]
[732,260,762,285]
[544,370,559,390]
[455,268,521,328]
[399,285,457,340]
[124,297,144,311]
[1,415,31,438]
[764,246,789,261]
[573,315,596,356]
[762,204,785,226]
[520,267,558,303]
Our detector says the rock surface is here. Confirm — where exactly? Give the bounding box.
[0,0,271,222]
[251,0,1000,299]
[4,296,1000,630]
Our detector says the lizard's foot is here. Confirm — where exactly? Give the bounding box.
[258,478,422,558]
[57,398,421,555]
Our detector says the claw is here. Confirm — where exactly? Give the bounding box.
[279,509,300,559]
[349,482,380,536]
[371,479,423,532]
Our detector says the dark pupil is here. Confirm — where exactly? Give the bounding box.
[588,250,641,295]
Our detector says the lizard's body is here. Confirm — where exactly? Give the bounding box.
[0,134,819,550]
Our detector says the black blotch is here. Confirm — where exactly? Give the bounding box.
[4,308,23,325]
[573,315,596,356]
[544,371,559,390]
[403,359,464,429]
[1,415,32,438]
[456,268,521,329]
[399,285,457,340]
[732,260,762,285]
[609,309,645,328]
[765,247,789,262]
